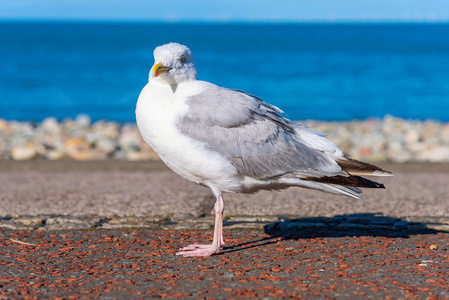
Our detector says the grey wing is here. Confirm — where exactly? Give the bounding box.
[177,87,344,179]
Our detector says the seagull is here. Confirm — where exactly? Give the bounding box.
[136,43,392,257]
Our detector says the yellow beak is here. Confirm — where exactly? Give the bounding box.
[152,62,172,77]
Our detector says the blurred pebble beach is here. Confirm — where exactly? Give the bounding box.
[1,114,447,163]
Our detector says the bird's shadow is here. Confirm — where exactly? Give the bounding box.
[220,213,442,254]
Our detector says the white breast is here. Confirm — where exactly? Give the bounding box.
[135,81,240,194]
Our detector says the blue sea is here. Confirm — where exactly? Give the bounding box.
[1,22,449,123]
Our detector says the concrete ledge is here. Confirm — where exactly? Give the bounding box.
[1,214,448,232]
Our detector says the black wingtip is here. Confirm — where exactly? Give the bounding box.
[337,158,393,177]
[303,175,386,189]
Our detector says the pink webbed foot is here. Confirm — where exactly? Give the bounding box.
[175,193,225,257]
[178,244,213,251]
[175,243,222,257]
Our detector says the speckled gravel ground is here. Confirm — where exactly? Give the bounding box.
[1,228,448,299]
[1,160,448,299]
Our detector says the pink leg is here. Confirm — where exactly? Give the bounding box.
[176,194,225,257]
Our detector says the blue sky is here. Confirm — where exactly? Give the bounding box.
[1,0,448,22]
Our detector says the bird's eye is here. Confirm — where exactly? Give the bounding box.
[179,57,185,64]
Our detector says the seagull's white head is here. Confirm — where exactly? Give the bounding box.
[149,43,197,86]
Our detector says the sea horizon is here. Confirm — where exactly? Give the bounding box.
[2,18,449,24]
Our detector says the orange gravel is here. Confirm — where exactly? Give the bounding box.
[1,227,448,298]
